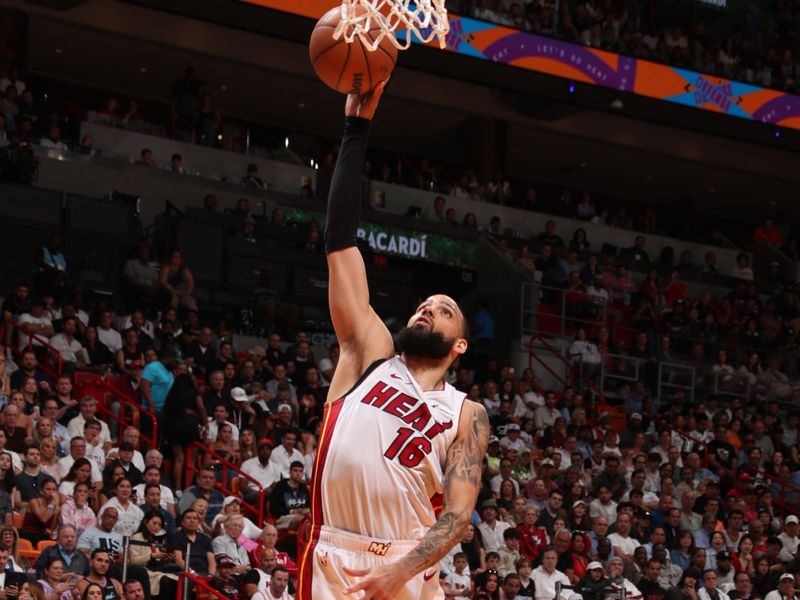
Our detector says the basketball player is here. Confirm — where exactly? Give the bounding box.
[296,80,489,600]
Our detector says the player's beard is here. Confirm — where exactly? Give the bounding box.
[395,325,454,360]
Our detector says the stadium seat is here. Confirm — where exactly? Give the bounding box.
[13,513,23,529]
[73,371,102,387]
[37,540,57,552]
[18,539,38,562]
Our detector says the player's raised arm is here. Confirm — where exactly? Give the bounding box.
[325,81,394,400]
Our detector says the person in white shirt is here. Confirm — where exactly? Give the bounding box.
[490,457,521,496]
[268,430,304,480]
[445,552,472,597]
[589,485,618,522]
[96,310,122,353]
[99,477,144,536]
[765,573,797,600]
[607,556,643,600]
[531,546,570,600]
[49,317,84,364]
[779,515,800,562]
[58,436,103,482]
[241,439,282,499]
[81,420,106,472]
[607,513,641,561]
[698,569,732,600]
[500,424,528,453]
[205,404,240,443]
[107,427,145,472]
[252,565,293,600]
[16,301,55,351]
[477,500,510,554]
[534,393,560,430]
[210,515,250,573]
[67,397,112,451]
[132,465,176,515]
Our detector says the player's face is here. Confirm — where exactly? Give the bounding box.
[397,295,467,361]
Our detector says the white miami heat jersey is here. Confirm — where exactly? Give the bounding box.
[315,356,466,541]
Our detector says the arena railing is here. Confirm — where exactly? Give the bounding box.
[175,570,229,600]
[657,361,696,406]
[184,441,265,527]
[741,467,800,518]
[670,429,710,469]
[73,374,158,451]
[521,281,608,340]
[3,318,63,380]
[527,334,607,415]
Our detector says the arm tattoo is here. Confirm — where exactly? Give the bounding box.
[400,405,490,573]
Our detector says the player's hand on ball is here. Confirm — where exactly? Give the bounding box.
[345,79,389,121]
[342,562,408,599]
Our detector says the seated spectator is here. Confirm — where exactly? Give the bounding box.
[39,125,68,151]
[624,236,650,265]
[77,505,122,559]
[570,228,591,252]
[269,461,310,531]
[157,250,198,311]
[17,299,55,353]
[59,481,95,537]
[134,148,155,167]
[177,467,224,526]
[241,163,267,190]
[34,524,88,578]
[169,153,183,174]
[169,508,215,576]
[211,514,250,573]
[49,317,85,370]
[98,477,143,537]
[67,397,112,452]
[37,556,80,599]
[538,221,564,247]
[702,251,719,275]
[123,243,159,309]
[732,253,754,281]
[127,510,178,599]
[567,328,602,383]
[21,476,60,545]
[753,218,782,247]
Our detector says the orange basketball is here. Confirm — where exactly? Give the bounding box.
[309,6,398,95]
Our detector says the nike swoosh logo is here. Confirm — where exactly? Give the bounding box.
[423,569,437,581]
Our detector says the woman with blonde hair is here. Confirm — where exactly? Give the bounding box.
[37,438,60,480]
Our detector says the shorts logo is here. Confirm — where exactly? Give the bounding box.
[367,541,392,556]
[423,569,437,581]
[318,551,328,567]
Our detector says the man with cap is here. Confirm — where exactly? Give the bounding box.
[765,574,798,600]
[272,403,295,443]
[698,569,731,600]
[716,550,735,590]
[500,423,527,453]
[209,554,241,600]
[478,499,511,553]
[268,429,304,480]
[110,441,143,487]
[241,438,282,502]
[779,515,800,562]
[576,561,609,600]
[486,436,503,476]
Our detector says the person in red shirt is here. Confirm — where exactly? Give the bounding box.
[517,505,549,562]
[753,218,782,247]
[663,270,688,305]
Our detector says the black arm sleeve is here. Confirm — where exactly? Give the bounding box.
[324,116,371,253]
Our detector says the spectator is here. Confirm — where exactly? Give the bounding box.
[538,221,564,247]
[241,163,267,190]
[732,254,754,281]
[134,148,155,167]
[34,525,88,578]
[423,195,446,223]
[753,219,782,247]
[168,508,215,576]
[268,461,309,531]
[176,467,224,525]
[157,250,198,311]
[39,125,68,151]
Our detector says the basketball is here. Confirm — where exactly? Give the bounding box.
[309,6,398,95]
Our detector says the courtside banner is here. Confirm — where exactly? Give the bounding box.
[283,207,477,268]
[242,0,800,131]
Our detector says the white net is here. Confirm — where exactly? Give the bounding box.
[333,0,450,51]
